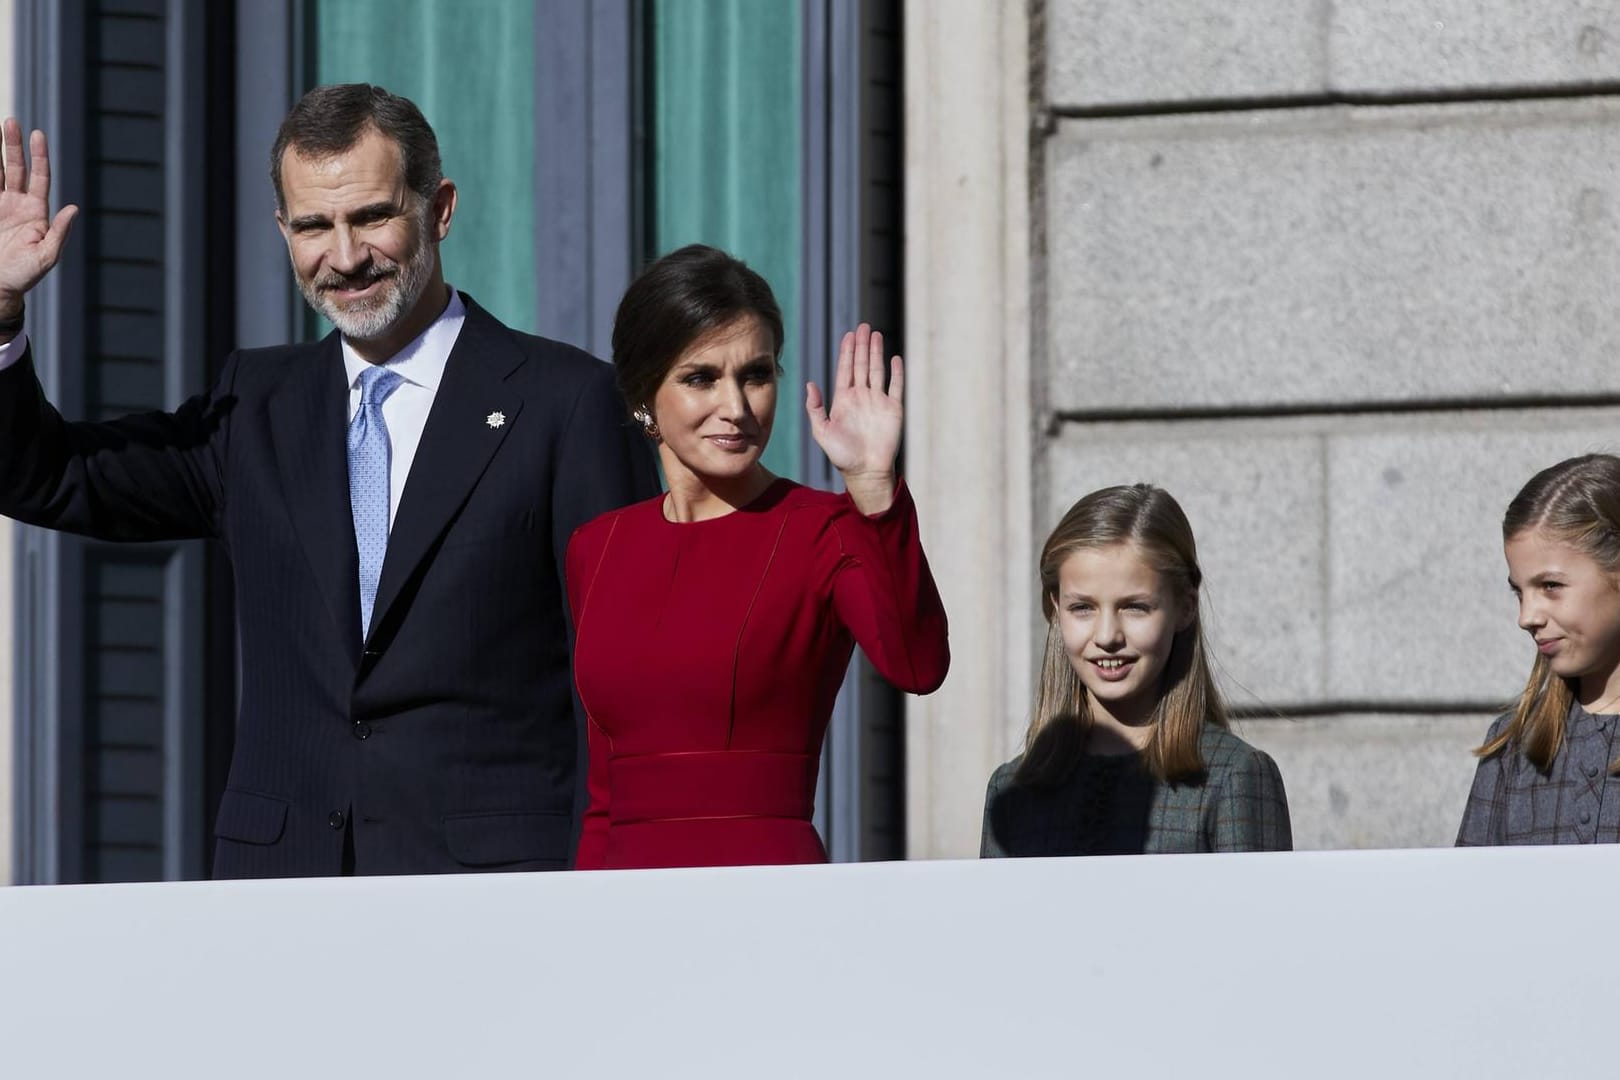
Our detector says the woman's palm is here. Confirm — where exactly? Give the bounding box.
[806,324,904,479]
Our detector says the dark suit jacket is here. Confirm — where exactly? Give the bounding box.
[0,297,659,877]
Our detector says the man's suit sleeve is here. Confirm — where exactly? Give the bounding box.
[0,345,234,541]
[549,361,659,575]
[566,529,613,871]
[552,361,659,864]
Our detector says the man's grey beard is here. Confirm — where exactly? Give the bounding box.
[296,218,437,344]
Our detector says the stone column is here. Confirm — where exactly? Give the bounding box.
[902,0,1035,858]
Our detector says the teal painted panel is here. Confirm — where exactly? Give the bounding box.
[310,0,537,334]
[651,0,803,480]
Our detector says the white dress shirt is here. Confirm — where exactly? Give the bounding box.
[0,287,466,532]
[0,332,26,372]
[343,287,465,528]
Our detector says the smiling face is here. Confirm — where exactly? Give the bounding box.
[1505,525,1620,705]
[276,126,452,353]
[1054,542,1194,730]
[649,313,778,489]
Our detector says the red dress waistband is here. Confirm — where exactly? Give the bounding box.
[608,751,818,825]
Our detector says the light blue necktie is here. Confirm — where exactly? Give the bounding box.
[349,365,404,639]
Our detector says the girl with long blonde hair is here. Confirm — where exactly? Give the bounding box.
[1458,454,1620,845]
[981,484,1291,856]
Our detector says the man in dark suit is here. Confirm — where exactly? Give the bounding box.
[0,85,659,877]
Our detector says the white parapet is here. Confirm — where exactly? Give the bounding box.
[1,847,1612,1077]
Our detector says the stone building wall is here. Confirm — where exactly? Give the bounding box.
[907,1,1620,853]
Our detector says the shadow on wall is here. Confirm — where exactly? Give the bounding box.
[1236,714,1489,850]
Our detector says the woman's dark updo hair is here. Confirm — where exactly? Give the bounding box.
[611,244,786,413]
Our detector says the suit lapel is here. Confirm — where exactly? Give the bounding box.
[267,332,361,664]
[367,300,526,646]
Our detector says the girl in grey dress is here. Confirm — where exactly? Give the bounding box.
[981,484,1291,856]
[1458,454,1620,845]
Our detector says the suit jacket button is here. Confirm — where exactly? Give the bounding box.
[353,721,371,740]
[328,810,346,829]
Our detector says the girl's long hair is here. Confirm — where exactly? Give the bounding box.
[1016,484,1227,787]
[1481,454,1620,773]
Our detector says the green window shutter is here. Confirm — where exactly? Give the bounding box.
[648,0,803,480]
[308,0,539,337]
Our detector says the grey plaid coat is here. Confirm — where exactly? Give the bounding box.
[981,726,1292,857]
[1456,702,1620,846]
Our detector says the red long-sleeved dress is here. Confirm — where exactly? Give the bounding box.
[565,478,949,869]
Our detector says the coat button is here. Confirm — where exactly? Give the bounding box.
[353,721,371,740]
[329,810,345,829]
[1581,809,1593,825]
[1587,761,1601,778]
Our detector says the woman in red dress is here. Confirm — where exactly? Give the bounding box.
[566,245,950,869]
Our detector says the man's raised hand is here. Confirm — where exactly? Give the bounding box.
[0,119,78,315]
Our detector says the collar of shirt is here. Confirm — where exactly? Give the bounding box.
[341,286,466,395]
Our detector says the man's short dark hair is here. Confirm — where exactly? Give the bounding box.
[270,83,443,214]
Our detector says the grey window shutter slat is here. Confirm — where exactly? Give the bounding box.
[82,553,168,882]
[61,0,207,885]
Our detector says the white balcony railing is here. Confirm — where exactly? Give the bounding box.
[1,846,1609,1078]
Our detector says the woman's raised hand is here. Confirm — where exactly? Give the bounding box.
[805,323,903,515]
